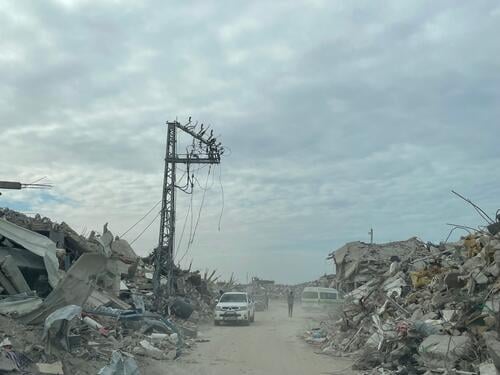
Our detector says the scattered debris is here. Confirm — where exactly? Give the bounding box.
[0,208,220,374]
[98,350,139,375]
[305,225,500,374]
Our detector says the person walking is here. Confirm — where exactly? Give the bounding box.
[287,290,294,317]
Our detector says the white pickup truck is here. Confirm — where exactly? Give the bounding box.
[214,292,255,325]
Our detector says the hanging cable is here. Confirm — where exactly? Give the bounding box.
[188,166,211,246]
[178,166,211,264]
[120,200,162,238]
[218,164,225,231]
[175,187,194,255]
[130,211,161,245]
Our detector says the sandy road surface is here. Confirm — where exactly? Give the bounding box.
[147,303,354,375]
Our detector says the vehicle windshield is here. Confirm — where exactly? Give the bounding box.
[220,294,247,303]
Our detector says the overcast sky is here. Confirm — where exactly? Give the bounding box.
[1,1,500,284]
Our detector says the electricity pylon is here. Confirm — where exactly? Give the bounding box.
[153,119,223,302]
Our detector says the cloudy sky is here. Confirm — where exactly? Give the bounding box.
[1,1,500,284]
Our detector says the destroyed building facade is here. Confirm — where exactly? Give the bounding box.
[0,208,219,374]
[328,237,428,293]
[305,223,500,375]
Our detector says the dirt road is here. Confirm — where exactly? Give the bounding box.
[147,303,354,375]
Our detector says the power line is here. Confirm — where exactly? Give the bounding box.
[178,166,211,264]
[175,192,193,256]
[218,164,225,231]
[188,166,211,246]
[130,211,161,245]
[120,200,162,238]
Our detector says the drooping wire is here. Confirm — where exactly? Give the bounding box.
[175,190,194,255]
[177,166,211,264]
[188,166,211,246]
[130,210,161,245]
[120,200,162,238]
[218,164,225,231]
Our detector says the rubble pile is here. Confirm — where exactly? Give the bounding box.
[0,208,216,374]
[305,231,500,374]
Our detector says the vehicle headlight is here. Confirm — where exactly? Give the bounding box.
[215,306,224,311]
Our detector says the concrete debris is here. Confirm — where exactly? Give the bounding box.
[418,334,472,368]
[98,350,140,375]
[36,361,64,374]
[306,228,500,374]
[0,293,43,316]
[0,217,62,288]
[43,305,83,353]
[328,237,427,292]
[0,208,219,374]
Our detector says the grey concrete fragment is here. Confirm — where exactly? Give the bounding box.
[0,255,30,293]
[484,332,500,370]
[0,246,45,270]
[0,219,61,288]
[111,237,138,261]
[480,362,499,375]
[418,334,472,367]
[98,350,140,375]
[0,269,17,295]
[0,293,43,315]
[20,253,109,325]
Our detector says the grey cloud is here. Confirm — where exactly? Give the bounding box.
[1,1,500,283]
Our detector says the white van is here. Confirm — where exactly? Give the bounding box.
[301,287,343,308]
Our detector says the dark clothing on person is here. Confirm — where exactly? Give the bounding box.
[287,292,294,317]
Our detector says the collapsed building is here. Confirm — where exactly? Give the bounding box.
[0,208,218,374]
[328,238,428,293]
[305,223,500,375]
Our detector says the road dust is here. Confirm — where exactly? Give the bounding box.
[144,302,354,375]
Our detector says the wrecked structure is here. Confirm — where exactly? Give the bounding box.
[328,238,428,293]
[0,208,217,374]
[305,222,500,374]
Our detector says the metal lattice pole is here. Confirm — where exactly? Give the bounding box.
[153,119,223,306]
[154,121,177,297]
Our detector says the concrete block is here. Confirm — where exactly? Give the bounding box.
[484,332,500,370]
[1,256,30,293]
[36,361,64,374]
[418,334,471,367]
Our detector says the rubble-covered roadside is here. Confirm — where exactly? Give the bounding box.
[0,208,217,374]
[304,227,500,375]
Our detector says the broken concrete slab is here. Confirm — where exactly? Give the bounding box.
[1,255,30,293]
[483,332,500,370]
[20,253,109,325]
[0,293,43,315]
[0,218,61,288]
[36,361,64,374]
[418,334,472,368]
[137,339,165,359]
[0,246,45,271]
[97,350,140,375]
[86,289,131,310]
[111,237,138,262]
[0,268,18,295]
[480,362,499,375]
